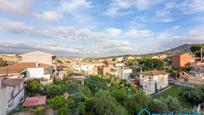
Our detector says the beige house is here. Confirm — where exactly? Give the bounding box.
[19,51,56,65]
[140,70,169,95]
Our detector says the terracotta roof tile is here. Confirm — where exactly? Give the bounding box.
[0,62,50,75]
[23,96,46,107]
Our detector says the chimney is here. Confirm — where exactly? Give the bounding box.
[36,61,39,67]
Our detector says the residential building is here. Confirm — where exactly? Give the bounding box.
[98,66,112,75]
[140,70,169,95]
[127,56,135,60]
[72,64,95,75]
[116,57,124,62]
[0,78,24,115]
[179,61,204,84]
[0,62,50,78]
[112,67,132,80]
[19,51,56,65]
[159,54,167,60]
[172,53,193,69]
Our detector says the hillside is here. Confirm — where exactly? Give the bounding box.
[162,44,192,54]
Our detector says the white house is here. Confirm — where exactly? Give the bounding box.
[72,64,95,75]
[23,67,51,80]
[19,51,56,65]
[140,70,169,95]
[0,78,24,115]
[111,67,132,80]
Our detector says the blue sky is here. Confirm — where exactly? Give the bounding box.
[0,0,204,57]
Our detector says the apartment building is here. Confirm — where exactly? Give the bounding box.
[172,53,193,69]
[140,70,169,95]
[0,78,24,115]
[112,67,132,80]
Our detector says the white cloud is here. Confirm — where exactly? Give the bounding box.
[106,0,163,17]
[123,29,154,39]
[106,28,122,37]
[0,0,32,16]
[59,0,91,13]
[178,0,204,14]
[0,0,93,22]
[33,11,62,21]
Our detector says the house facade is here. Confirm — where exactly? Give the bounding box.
[172,53,193,69]
[19,51,56,65]
[0,78,24,115]
[140,70,169,95]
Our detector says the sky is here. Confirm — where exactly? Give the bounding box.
[0,0,204,57]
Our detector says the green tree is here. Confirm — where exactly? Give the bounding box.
[85,76,108,94]
[179,85,204,105]
[58,107,71,115]
[138,58,165,71]
[124,93,150,115]
[25,79,43,96]
[127,59,139,66]
[45,84,63,97]
[48,96,66,110]
[161,96,182,113]
[87,90,128,115]
[110,86,128,105]
[148,99,169,113]
[190,44,204,58]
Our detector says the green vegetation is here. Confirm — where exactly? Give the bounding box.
[179,85,204,105]
[0,58,8,67]
[25,79,43,96]
[24,76,201,115]
[154,85,204,110]
[128,58,165,71]
[190,44,204,57]
[154,85,182,99]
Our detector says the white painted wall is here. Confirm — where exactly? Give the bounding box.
[0,86,24,115]
[140,74,169,95]
[25,68,50,80]
[21,51,53,65]
[72,64,95,74]
[0,87,7,115]
[122,69,132,80]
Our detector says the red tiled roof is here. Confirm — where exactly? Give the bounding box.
[23,96,46,107]
[2,78,24,86]
[0,62,50,75]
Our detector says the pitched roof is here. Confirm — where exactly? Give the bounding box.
[20,51,54,57]
[2,78,24,86]
[23,96,46,107]
[142,70,168,76]
[0,62,50,75]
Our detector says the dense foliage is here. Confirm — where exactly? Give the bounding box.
[24,76,201,115]
[179,85,204,104]
[25,79,43,96]
[190,44,204,57]
[128,58,165,71]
